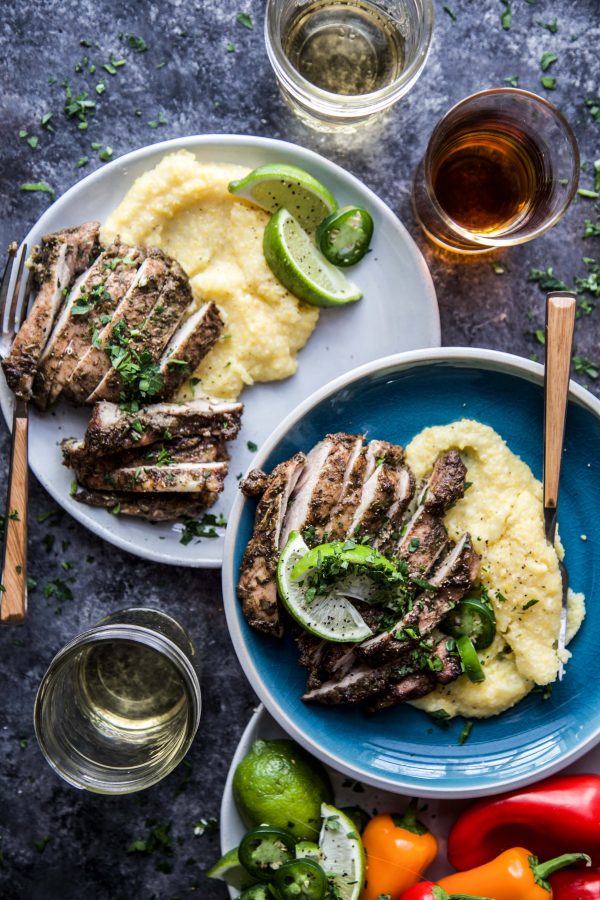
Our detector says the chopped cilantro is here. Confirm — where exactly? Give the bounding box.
[577,189,599,200]
[95,80,106,95]
[20,182,55,199]
[504,75,519,87]
[98,146,113,161]
[179,513,227,545]
[442,5,456,21]
[34,835,51,854]
[573,356,599,379]
[27,577,37,592]
[43,579,73,603]
[500,1,512,30]
[148,112,167,128]
[541,76,557,90]
[491,260,506,274]
[121,33,148,52]
[236,12,253,29]
[584,220,600,238]
[70,479,78,496]
[27,136,39,149]
[522,598,539,610]
[226,41,236,52]
[585,99,600,124]
[247,440,258,452]
[76,156,89,168]
[540,17,558,33]
[528,267,570,292]
[40,112,54,131]
[540,52,557,72]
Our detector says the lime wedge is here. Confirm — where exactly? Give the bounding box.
[263,208,363,308]
[277,532,373,642]
[206,846,257,891]
[319,803,365,900]
[228,163,338,232]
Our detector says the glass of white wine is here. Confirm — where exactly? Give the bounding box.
[34,608,201,794]
[265,0,434,130]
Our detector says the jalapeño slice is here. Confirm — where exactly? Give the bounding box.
[238,825,297,881]
[316,206,374,267]
[444,597,496,649]
[271,858,329,899]
[457,635,486,683]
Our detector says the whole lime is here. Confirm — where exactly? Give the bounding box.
[232,739,333,840]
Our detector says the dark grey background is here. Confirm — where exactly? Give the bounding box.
[1,1,599,897]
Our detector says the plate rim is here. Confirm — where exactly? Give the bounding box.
[221,346,600,797]
[0,133,439,568]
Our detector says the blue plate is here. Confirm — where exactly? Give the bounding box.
[222,349,600,797]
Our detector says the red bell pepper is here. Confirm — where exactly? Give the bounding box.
[447,774,600,869]
[550,867,600,899]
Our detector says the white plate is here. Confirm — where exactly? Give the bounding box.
[0,135,439,567]
[219,704,600,897]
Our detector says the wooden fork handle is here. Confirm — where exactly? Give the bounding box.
[544,292,577,512]
[1,406,28,624]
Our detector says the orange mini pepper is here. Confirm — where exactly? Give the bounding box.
[436,848,591,900]
[361,799,438,899]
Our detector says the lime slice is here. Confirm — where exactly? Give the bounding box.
[228,163,338,232]
[206,846,257,891]
[319,803,365,900]
[263,208,363,308]
[276,532,373,642]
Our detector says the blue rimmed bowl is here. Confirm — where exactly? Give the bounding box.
[222,349,600,797]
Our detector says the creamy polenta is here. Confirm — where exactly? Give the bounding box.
[405,419,585,719]
[101,150,319,400]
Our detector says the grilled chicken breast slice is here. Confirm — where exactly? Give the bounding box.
[419,449,467,513]
[73,489,219,521]
[357,533,480,665]
[65,250,168,402]
[2,222,100,400]
[238,453,306,638]
[280,434,360,547]
[32,245,144,408]
[83,398,243,456]
[74,460,228,494]
[156,302,224,399]
[88,255,192,403]
[365,640,463,713]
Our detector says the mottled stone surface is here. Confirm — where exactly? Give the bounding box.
[0,0,599,897]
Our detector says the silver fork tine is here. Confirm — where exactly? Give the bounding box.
[0,244,17,332]
[17,265,34,329]
[8,244,28,333]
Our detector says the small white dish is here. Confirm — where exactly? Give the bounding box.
[219,705,600,897]
[0,135,439,568]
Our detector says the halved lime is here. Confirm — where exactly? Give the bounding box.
[206,846,257,891]
[228,163,338,232]
[319,803,365,900]
[263,208,363,308]
[276,532,373,642]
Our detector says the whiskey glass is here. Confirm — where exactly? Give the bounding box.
[412,88,580,253]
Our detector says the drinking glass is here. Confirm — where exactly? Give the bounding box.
[265,0,434,130]
[34,608,201,794]
[412,88,580,253]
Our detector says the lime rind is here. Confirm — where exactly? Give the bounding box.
[206,846,258,890]
[228,163,338,232]
[277,533,373,642]
[319,803,365,900]
[263,208,363,308]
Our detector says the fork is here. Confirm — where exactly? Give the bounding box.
[0,243,32,624]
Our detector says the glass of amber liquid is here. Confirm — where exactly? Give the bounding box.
[412,88,579,253]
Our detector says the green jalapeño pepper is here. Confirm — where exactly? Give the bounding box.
[238,825,297,881]
[271,858,329,899]
[444,597,496,649]
[316,205,374,267]
[456,635,486,683]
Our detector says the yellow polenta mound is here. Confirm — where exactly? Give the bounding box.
[405,419,585,719]
[101,150,319,400]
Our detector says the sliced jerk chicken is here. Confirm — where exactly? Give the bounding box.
[238,453,306,638]
[2,222,100,400]
[238,440,482,711]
